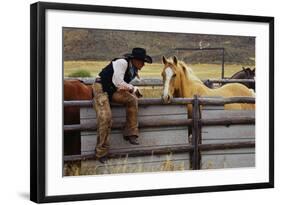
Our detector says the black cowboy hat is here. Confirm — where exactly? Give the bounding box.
[124,47,152,64]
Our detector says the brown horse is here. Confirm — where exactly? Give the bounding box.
[161,56,255,113]
[204,67,255,90]
[228,67,255,90]
[64,80,93,156]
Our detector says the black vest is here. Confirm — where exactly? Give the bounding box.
[98,58,137,100]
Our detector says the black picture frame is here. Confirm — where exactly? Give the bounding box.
[30,1,274,203]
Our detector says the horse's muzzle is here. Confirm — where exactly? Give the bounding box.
[161,94,172,103]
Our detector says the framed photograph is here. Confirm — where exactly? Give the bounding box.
[30,1,274,203]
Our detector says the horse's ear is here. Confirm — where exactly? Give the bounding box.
[162,56,168,64]
[173,56,178,65]
[242,67,246,71]
[252,68,255,72]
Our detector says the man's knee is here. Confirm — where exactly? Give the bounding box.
[126,93,138,106]
[98,109,112,127]
[93,92,112,127]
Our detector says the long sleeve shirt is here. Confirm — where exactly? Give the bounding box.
[112,59,135,91]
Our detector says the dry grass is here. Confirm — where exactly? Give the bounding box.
[64,154,187,176]
[139,86,162,98]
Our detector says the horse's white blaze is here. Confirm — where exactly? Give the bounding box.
[163,67,173,97]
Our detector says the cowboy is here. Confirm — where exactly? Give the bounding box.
[92,47,153,163]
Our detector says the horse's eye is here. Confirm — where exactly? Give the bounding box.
[172,74,176,78]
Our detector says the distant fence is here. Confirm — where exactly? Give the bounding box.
[64,96,255,170]
[64,77,255,87]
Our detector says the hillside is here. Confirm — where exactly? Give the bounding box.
[63,28,255,65]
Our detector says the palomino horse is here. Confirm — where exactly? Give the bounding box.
[161,56,255,113]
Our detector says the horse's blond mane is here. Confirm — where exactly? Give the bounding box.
[178,60,203,84]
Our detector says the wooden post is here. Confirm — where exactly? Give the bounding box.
[198,102,202,169]
[222,48,225,79]
[63,106,81,175]
[191,95,201,170]
[64,106,81,156]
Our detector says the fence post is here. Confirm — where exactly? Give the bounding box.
[191,95,201,170]
[63,106,81,175]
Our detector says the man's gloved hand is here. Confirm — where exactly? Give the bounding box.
[133,86,143,98]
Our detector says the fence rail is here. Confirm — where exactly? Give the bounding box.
[64,118,193,131]
[64,116,255,132]
[64,97,255,107]
[64,141,255,162]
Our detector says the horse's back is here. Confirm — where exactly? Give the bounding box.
[222,83,255,110]
[205,83,255,110]
[64,80,93,100]
[217,83,255,97]
[225,103,255,110]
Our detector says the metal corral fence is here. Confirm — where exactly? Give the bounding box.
[64,94,255,170]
